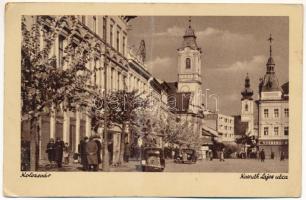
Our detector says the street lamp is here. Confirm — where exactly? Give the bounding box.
[205,88,210,111]
[209,94,219,113]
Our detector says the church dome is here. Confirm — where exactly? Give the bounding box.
[241,73,253,100]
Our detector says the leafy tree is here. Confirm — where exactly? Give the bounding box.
[21,15,99,170]
[108,90,149,165]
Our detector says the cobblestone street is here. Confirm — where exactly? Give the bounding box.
[38,158,288,173]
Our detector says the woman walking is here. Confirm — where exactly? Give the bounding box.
[46,138,56,166]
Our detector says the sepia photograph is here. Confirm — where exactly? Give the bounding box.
[21,15,289,173]
[3,3,302,197]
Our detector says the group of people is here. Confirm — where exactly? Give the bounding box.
[46,134,134,171]
[78,135,102,171]
[205,149,225,161]
[46,137,69,168]
[258,149,286,162]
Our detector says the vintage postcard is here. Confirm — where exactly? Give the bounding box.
[3,3,303,197]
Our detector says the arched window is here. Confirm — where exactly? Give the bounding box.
[245,104,248,111]
[186,58,191,69]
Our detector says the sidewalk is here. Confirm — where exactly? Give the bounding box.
[38,159,140,172]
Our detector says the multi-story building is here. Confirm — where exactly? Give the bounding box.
[256,35,289,158]
[21,15,168,164]
[217,114,235,142]
[203,112,235,143]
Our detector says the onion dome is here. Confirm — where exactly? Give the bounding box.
[241,73,254,100]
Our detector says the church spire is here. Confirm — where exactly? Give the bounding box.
[266,33,275,73]
[260,33,281,93]
[268,33,273,57]
[180,17,200,51]
[241,73,253,100]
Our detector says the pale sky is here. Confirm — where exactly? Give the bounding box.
[128,16,289,115]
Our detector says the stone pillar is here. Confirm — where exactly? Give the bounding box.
[109,67,112,91]
[85,111,91,137]
[75,109,81,153]
[112,132,120,164]
[63,111,70,143]
[100,59,104,90]
[50,104,56,139]
[114,69,118,90]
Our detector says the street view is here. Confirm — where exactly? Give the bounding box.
[21,15,289,172]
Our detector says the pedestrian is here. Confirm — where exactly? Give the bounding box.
[86,136,99,171]
[280,151,285,161]
[63,142,70,165]
[174,147,179,161]
[54,137,65,168]
[108,141,113,165]
[260,149,265,162]
[93,135,102,171]
[209,150,213,161]
[270,151,275,159]
[220,149,225,162]
[124,142,130,163]
[78,136,89,171]
[46,138,56,166]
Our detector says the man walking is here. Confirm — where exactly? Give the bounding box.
[219,148,225,162]
[260,149,265,162]
[78,136,89,171]
[93,135,102,170]
[54,137,65,168]
[86,136,99,171]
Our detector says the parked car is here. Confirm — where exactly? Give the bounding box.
[174,148,197,164]
[141,147,165,172]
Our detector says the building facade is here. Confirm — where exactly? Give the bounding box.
[256,35,289,158]
[21,15,168,164]
[203,113,235,143]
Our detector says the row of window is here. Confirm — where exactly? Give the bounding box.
[219,125,233,131]
[263,108,289,118]
[218,117,233,124]
[224,133,234,138]
[81,16,126,56]
[263,126,289,136]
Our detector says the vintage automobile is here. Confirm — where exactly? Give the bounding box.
[174,148,197,164]
[141,147,165,172]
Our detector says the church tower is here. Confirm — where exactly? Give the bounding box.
[177,18,202,113]
[241,73,254,135]
[259,34,282,100]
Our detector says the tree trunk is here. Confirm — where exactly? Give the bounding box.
[29,117,40,171]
